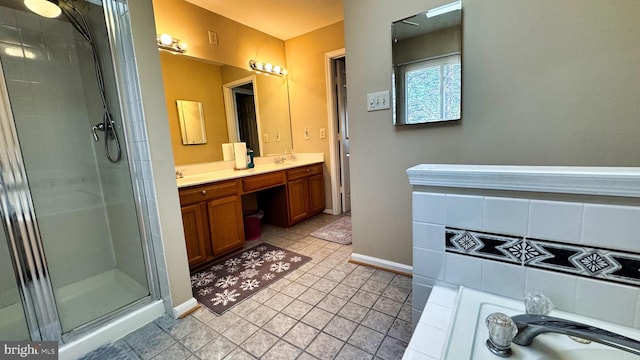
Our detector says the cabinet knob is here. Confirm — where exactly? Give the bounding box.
[306,169,311,172]
[201,190,207,195]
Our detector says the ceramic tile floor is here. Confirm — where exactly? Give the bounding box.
[80,214,413,360]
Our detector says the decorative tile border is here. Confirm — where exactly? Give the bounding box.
[445,228,640,287]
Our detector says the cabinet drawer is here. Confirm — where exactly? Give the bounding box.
[179,180,239,206]
[242,171,285,193]
[287,163,323,181]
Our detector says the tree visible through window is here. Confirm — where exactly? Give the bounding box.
[405,54,460,123]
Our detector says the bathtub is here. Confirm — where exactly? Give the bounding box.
[404,286,640,359]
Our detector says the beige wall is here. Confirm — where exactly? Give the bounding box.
[344,0,640,265]
[129,0,192,306]
[152,0,286,70]
[285,22,345,211]
[159,53,228,165]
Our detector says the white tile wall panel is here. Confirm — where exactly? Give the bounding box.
[528,200,583,244]
[483,197,529,236]
[412,192,445,225]
[413,222,445,252]
[581,204,640,252]
[575,277,639,327]
[525,268,577,312]
[445,194,484,230]
[413,248,445,280]
[444,253,482,289]
[481,260,525,299]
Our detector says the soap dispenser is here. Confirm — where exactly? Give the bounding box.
[247,149,255,168]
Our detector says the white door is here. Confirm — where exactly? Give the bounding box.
[334,57,351,212]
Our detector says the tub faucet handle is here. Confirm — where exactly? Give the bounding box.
[524,291,553,315]
[486,312,517,358]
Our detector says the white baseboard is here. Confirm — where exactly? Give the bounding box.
[173,297,198,318]
[350,253,413,275]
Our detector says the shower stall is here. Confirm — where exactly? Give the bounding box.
[0,0,163,345]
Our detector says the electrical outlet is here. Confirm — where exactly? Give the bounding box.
[367,90,390,111]
[320,128,326,139]
[263,133,269,143]
[304,128,310,140]
[208,31,218,46]
[276,131,281,142]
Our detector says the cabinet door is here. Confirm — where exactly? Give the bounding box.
[181,203,211,267]
[208,195,245,255]
[308,174,325,215]
[288,178,310,224]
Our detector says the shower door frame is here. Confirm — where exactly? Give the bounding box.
[0,0,163,343]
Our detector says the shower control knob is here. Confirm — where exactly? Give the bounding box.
[201,190,207,195]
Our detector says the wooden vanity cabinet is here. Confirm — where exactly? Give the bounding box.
[286,164,325,226]
[179,180,244,268]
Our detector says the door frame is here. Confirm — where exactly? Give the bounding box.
[222,75,264,156]
[324,48,346,215]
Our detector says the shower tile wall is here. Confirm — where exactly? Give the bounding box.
[0,7,115,290]
[79,1,148,290]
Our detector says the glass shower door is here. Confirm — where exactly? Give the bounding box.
[0,231,29,341]
[0,0,152,338]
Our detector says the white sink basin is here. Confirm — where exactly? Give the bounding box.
[444,288,640,359]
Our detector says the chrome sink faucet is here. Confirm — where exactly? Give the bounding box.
[511,313,640,356]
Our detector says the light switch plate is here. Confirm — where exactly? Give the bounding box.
[208,31,218,46]
[367,90,390,111]
[320,128,326,139]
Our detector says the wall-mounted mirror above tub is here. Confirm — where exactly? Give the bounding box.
[159,53,293,165]
[392,1,462,125]
[177,100,207,145]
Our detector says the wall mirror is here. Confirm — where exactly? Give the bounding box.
[177,100,207,145]
[161,53,293,164]
[392,1,462,125]
[220,65,292,157]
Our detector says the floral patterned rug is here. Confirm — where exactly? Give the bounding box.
[190,243,311,315]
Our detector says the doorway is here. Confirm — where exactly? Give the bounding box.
[326,49,350,214]
[223,76,263,155]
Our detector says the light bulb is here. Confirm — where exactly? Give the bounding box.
[24,0,61,18]
[264,63,273,72]
[255,62,264,71]
[159,33,173,46]
[177,41,188,51]
[273,65,281,74]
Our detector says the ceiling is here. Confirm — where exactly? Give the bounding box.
[184,0,344,41]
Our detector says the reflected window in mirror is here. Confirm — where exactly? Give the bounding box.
[392,1,462,125]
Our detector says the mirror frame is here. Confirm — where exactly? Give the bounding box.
[392,1,462,126]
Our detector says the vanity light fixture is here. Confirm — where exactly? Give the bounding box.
[426,0,461,18]
[157,33,188,54]
[24,0,62,18]
[249,60,287,77]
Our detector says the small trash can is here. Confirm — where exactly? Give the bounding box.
[243,209,264,241]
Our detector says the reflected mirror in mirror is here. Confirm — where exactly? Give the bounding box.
[177,100,207,145]
[159,53,293,165]
[392,1,462,125]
